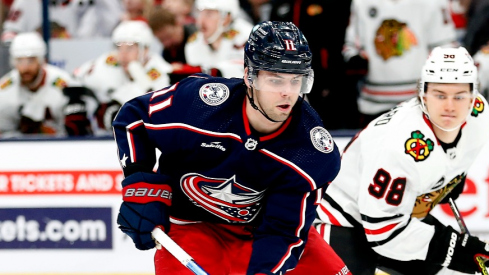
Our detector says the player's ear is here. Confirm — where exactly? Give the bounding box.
[244,67,251,88]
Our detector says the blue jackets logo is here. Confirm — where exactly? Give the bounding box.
[181,173,265,223]
[0,207,112,249]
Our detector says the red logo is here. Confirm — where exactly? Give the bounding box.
[284,40,297,51]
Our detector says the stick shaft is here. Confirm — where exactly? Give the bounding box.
[151,227,209,275]
[448,198,488,275]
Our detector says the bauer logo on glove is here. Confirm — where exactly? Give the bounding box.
[123,182,173,205]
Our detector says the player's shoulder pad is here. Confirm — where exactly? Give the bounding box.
[174,74,243,106]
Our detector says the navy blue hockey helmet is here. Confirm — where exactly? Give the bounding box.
[244,21,314,94]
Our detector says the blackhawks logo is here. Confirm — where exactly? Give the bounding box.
[52,77,67,88]
[412,173,466,219]
[105,55,119,66]
[374,19,418,61]
[405,131,434,162]
[472,96,484,117]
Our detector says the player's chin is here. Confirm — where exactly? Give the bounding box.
[270,112,290,122]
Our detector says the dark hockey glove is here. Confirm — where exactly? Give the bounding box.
[427,225,489,273]
[117,172,172,250]
[95,100,121,131]
[345,55,368,76]
[63,87,93,136]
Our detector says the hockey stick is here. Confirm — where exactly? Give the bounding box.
[448,198,489,275]
[151,227,209,275]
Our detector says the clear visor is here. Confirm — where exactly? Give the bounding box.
[248,69,314,94]
[12,56,41,66]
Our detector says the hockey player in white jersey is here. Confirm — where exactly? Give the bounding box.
[74,20,171,133]
[344,0,457,127]
[184,0,253,78]
[1,0,123,43]
[317,46,489,274]
[0,32,92,137]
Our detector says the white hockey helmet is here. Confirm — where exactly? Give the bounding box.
[112,20,154,48]
[419,46,478,131]
[195,0,240,19]
[419,46,478,98]
[9,32,47,59]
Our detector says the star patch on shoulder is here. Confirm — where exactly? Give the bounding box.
[471,96,484,117]
[405,131,434,162]
[310,126,334,153]
[199,83,230,106]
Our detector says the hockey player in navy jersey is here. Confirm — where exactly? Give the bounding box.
[316,46,489,274]
[112,21,349,274]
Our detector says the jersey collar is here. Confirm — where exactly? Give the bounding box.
[241,98,292,142]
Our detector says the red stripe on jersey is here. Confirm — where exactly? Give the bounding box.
[271,239,303,274]
[364,222,399,235]
[149,96,173,116]
[241,97,293,142]
[294,193,308,237]
[242,99,252,135]
[259,149,316,190]
[317,223,327,237]
[362,87,417,96]
[127,120,144,162]
[260,116,292,141]
[145,123,242,142]
[319,203,341,226]
[150,83,178,101]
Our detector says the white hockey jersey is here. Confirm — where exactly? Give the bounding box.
[344,0,457,115]
[317,96,489,261]
[184,18,252,78]
[0,64,79,136]
[474,46,489,98]
[1,0,123,41]
[74,51,171,104]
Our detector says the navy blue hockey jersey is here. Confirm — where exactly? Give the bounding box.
[112,74,341,274]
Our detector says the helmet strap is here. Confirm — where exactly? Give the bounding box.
[246,85,281,123]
